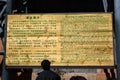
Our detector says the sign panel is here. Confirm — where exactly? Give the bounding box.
[6,13,114,66]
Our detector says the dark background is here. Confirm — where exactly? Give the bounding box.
[12,0,113,13]
[27,0,104,13]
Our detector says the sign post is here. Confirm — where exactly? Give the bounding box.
[6,13,114,67]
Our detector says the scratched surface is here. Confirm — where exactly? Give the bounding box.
[6,13,114,66]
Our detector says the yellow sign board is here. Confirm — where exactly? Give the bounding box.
[6,13,114,66]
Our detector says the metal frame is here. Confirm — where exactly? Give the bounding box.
[102,0,108,12]
[114,0,120,80]
[0,1,7,80]
[0,1,6,55]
